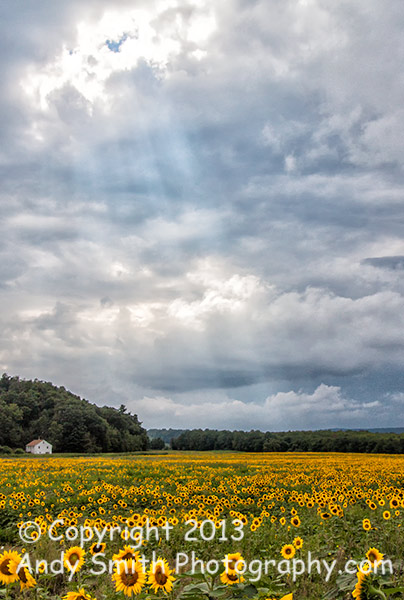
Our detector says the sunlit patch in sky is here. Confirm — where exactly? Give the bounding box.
[21,3,216,110]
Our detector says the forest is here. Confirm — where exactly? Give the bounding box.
[170,427,404,453]
[0,374,148,453]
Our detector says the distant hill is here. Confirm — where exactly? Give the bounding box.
[367,427,404,434]
[148,428,187,444]
[0,374,148,453]
[331,427,404,434]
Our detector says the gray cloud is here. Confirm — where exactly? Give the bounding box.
[1,0,404,429]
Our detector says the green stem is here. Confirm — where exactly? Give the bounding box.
[369,586,387,600]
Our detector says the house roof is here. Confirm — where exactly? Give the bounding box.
[27,439,45,446]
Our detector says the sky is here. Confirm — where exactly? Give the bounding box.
[1,0,404,431]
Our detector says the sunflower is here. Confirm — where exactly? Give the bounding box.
[64,546,86,573]
[362,519,371,531]
[222,553,245,573]
[383,511,391,520]
[220,552,245,584]
[62,588,96,600]
[290,516,301,527]
[9,562,36,591]
[112,546,140,564]
[89,542,106,555]
[359,561,372,574]
[37,561,47,574]
[148,557,176,593]
[220,569,245,585]
[293,536,303,549]
[365,548,384,567]
[390,497,399,509]
[352,570,373,599]
[280,545,296,560]
[112,558,146,597]
[32,529,41,541]
[0,550,22,585]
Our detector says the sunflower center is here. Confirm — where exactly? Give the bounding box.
[155,566,168,585]
[122,552,133,560]
[0,559,12,575]
[69,553,79,565]
[227,572,239,582]
[18,567,28,583]
[93,545,102,553]
[121,570,139,586]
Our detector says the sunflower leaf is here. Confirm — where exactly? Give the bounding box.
[384,587,404,597]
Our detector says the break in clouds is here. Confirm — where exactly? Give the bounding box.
[1,0,404,430]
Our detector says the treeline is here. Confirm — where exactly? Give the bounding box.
[148,428,187,444]
[171,428,404,453]
[0,374,148,453]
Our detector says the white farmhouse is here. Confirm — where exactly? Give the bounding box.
[25,439,52,454]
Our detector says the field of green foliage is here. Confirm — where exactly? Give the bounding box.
[0,452,403,599]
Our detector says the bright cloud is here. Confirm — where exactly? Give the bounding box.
[21,2,216,109]
[131,384,387,430]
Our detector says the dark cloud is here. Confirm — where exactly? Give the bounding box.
[362,256,404,271]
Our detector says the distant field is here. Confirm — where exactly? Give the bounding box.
[0,452,403,599]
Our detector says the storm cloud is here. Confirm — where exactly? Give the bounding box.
[1,0,404,429]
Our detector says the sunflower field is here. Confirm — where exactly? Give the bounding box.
[0,452,403,600]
